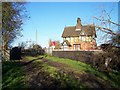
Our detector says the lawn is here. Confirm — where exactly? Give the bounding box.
[2,55,120,89]
[2,61,27,90]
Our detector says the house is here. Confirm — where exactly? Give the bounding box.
[61,18,97,50]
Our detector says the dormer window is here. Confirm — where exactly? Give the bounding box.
[76,28,81,31]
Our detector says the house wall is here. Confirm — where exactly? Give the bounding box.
[63,36,97,50]
[80,41,97,50]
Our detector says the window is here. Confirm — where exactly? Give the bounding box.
[81,32,85,35]
[86,36,92,42]
[76,28,81,31]
[79,36,82,41]
[86,36,89,42]
[82,36,85,41]
[75,37,79,42]
[89,36,92,42]
[63,42,67,46]
[71,37,74,42]
[66,37,70,42]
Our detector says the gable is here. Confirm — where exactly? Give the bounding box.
[80,25,96,37]
[61,40,71,46]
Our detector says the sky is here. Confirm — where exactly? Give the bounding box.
[12,2,118,48]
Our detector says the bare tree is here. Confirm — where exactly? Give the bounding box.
[91,2,118,45]
[93,5,120,71]
[2,2,29,60]
[93,8,119,45]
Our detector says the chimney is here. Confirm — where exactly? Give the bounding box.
[76,18,82,31]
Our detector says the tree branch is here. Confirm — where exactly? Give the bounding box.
[93,17,120,26]
[94,25,118,36]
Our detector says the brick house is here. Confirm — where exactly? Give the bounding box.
[61,18,97,50]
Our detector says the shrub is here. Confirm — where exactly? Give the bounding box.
[93,46,120,72]
[22,44,45,56]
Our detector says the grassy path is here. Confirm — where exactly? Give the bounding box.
[22,56,87,89]
[25,56,120,89]
[2,55,120,89]
[43,56,120,88]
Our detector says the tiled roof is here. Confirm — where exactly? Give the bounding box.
[62,25,96,38]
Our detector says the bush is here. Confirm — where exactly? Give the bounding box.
[93,46,120,72]
[22,44,45,56]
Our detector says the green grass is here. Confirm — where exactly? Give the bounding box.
[25,56,37,60]
[2,61,27,89]
[3,57,86,89]
[45,55,120,88]
[24,56,58,74]
[3,55,120,89]
[24,56,87,88]
[46,55,93,70]
[45,55,99,75]
[27,55,120,88]
[25,55,120,88]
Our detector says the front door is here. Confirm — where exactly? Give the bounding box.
[73,44,81,50]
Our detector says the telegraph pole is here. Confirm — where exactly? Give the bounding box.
[36,29,37,45]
